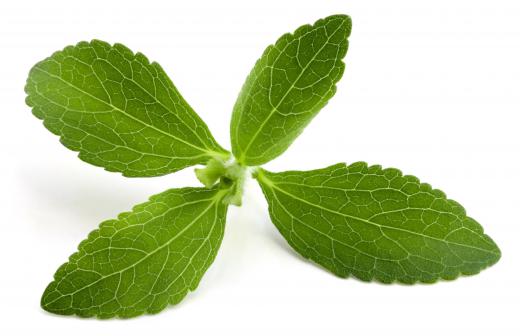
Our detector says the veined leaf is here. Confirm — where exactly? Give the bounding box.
[256,162,500,283]
[26,40,228,177]
[41,187,229,318]
[231,15,351,166]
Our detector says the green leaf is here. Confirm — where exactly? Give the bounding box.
[230,15,351,166]
[25,40,228,177]
[256,162,501,283]
[41,187,229,318]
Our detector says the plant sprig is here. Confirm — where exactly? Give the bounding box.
[25,14,500,319]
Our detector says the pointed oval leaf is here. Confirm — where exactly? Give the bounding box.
[41,187,229,318]
[26,40,228,177]
[256,162,500,283]
[231,15,351,165]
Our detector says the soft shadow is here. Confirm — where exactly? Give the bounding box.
[17,162,158,232]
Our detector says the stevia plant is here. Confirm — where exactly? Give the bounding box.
[25,14,501,319]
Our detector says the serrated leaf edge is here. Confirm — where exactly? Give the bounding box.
[25,39,229,178]
[256,161,501,284]
[41,186,229,319]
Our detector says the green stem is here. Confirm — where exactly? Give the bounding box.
[195,158,248,206]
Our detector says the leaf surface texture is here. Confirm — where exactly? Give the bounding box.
[41,187,228,318]
[26,40,227,177]
[256,162,500,283]
[231,15,351,165]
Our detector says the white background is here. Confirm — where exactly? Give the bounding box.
[1,0,519,334]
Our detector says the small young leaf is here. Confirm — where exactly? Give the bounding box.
[231,15,351,166]
[26,40,228,177]
[41,187,229,318]
[256,162,500,283]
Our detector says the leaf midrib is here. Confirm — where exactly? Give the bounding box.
[66,54,218,152]
[33,66,223,158]
[263,178,498,256]
[121,203,223,311]
[268,188,407,263]
[270,180,459,219]
[32,86,209,163]
[238,21,344,163]
[150,204,222,301]
[44,191,224,307]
